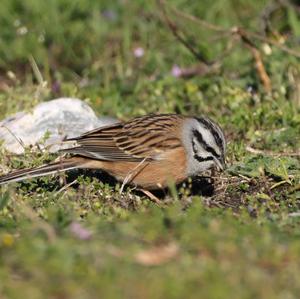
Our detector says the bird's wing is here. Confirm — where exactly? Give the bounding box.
[62,114,183,162]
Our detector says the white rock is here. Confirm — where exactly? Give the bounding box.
[0,98,118,154]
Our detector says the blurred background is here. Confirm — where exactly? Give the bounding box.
[0,1,300,299]
[0,0,299,119]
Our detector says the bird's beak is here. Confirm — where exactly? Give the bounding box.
[214,157,226,171]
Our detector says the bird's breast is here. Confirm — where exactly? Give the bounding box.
[99,146,187,189]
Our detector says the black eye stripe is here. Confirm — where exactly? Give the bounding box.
[194,155,214,163]
[192,129,220,159]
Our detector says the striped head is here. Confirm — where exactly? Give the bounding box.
[182,116,226,176]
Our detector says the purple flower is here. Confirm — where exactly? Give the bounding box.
[101,10,117,21]
[133,47,145,58]
[171,65,182,78]
[69,221,92,240]
[51,80,61,94]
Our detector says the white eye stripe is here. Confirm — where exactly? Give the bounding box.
[192,128,221,159]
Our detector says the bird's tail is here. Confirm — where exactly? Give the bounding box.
[0,157,83,185]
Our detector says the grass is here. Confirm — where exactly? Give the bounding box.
[0,0,300,298]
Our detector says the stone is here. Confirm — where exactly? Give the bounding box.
[0,98,118,154]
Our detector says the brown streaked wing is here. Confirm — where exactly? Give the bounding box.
[62,114,184,162]
[115,114,184,158]
[62,122,140,161]
[67,122,123,140]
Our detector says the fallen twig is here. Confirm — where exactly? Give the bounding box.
[246,145,300,157]
[169,3,300,58]
[158,0,210,66]
[236,28,272,92]
[158,0,300,92]
[172,63,220,78]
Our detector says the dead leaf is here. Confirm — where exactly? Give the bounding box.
[135,242,179,266]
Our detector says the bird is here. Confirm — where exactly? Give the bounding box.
[0,114,226,190]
